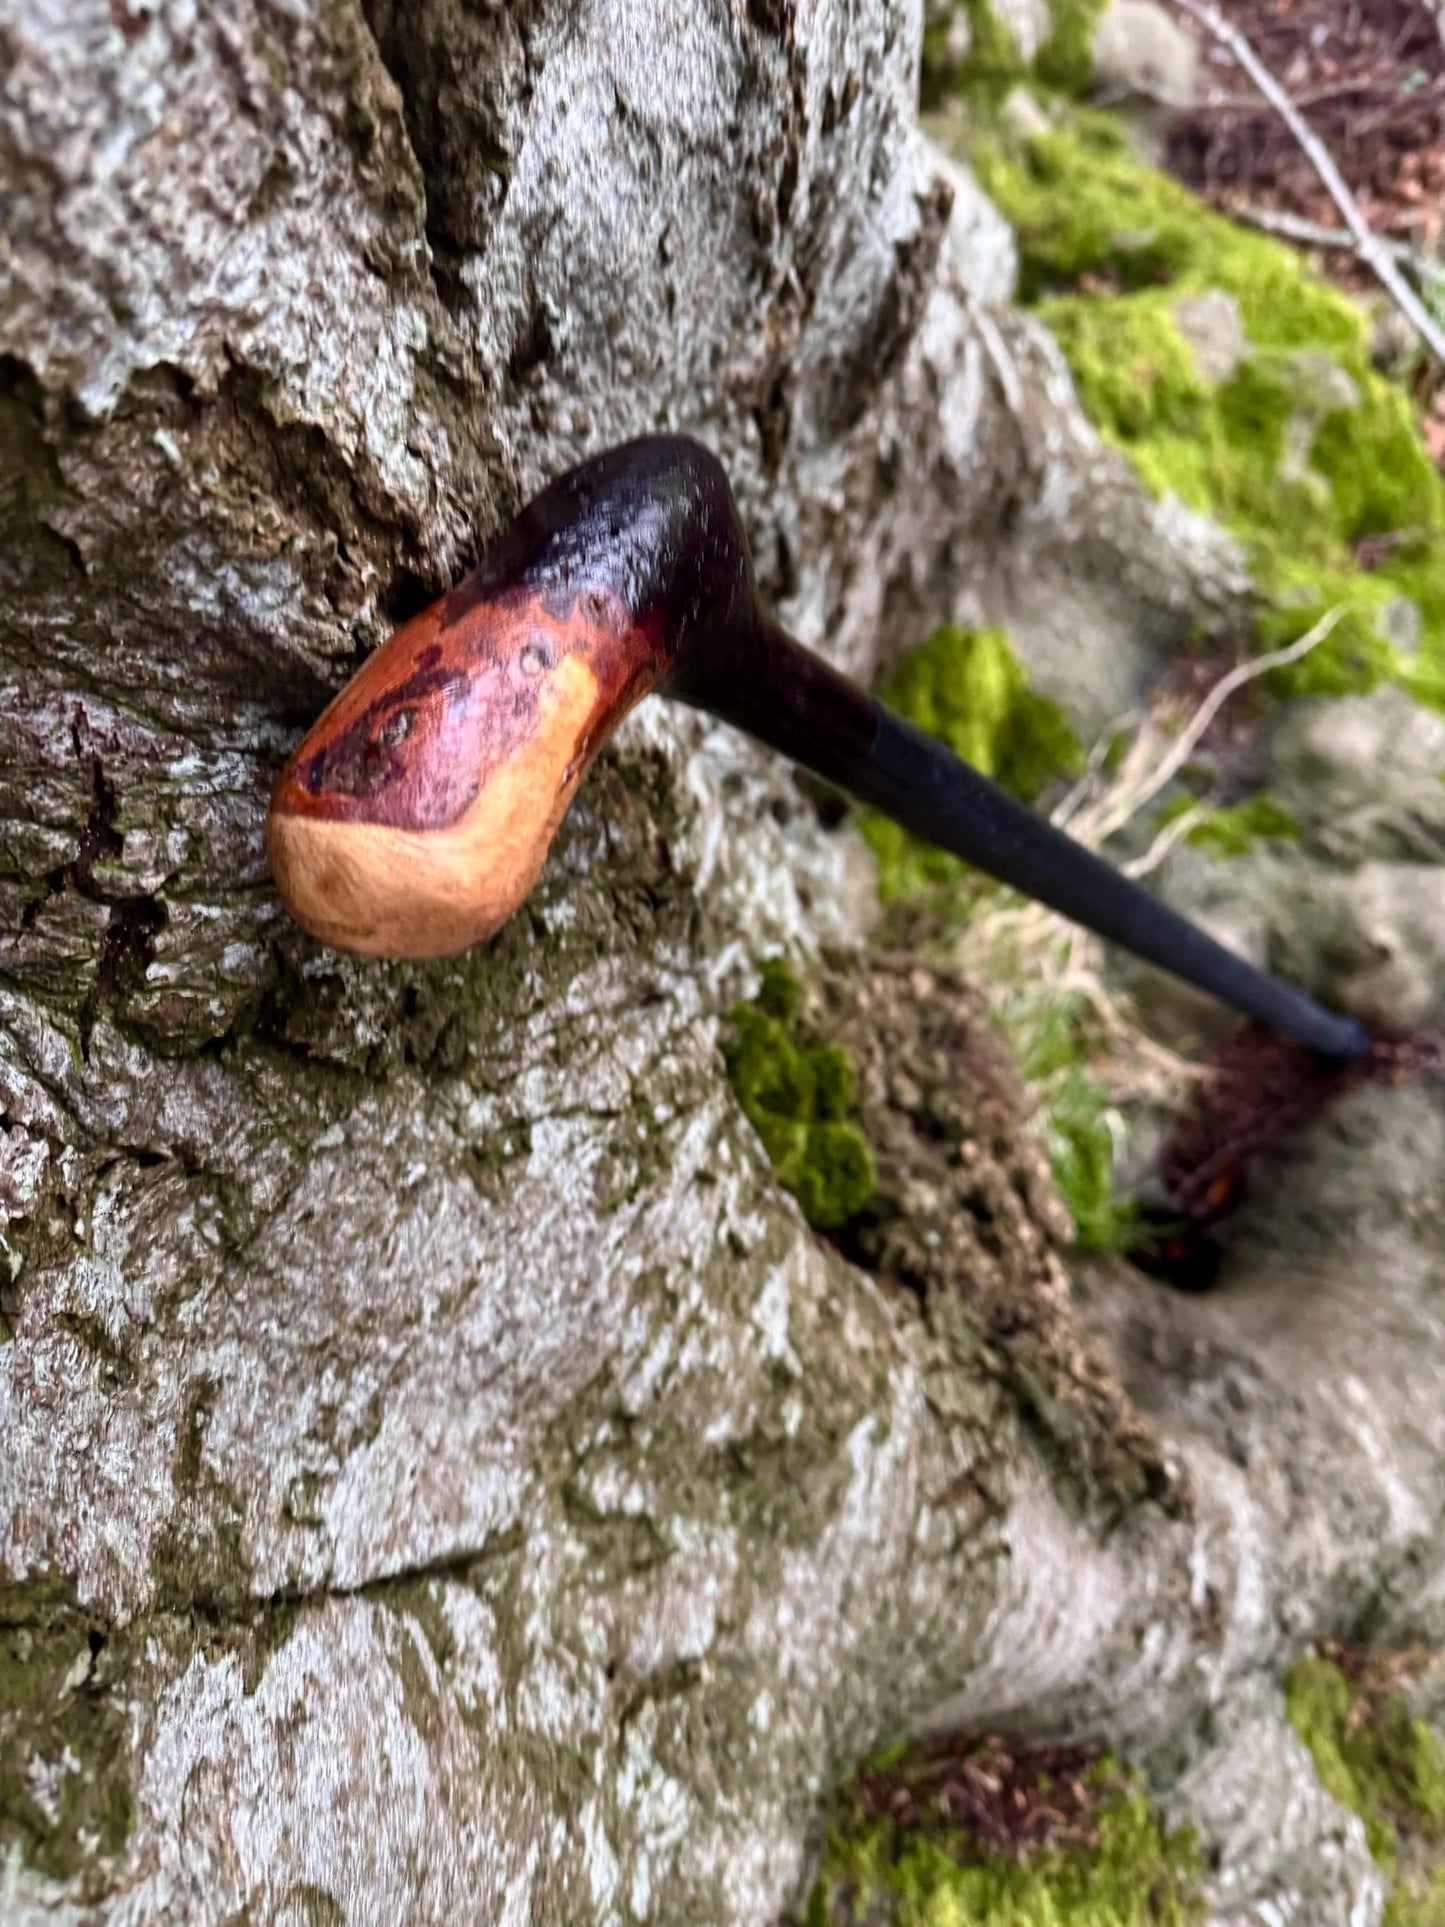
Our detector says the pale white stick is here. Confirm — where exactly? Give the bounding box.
[1121,803,1208,879]
[1171,0,1445,363]
[1089,606,1344,843]
[1230,202,1425,273]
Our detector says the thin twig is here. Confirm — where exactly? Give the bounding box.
[1227,201,1427,271]
[1198,79,1433,112]
[1170,0,1445,363]
[1088,607,1343,844]
[1121,803,1207,880]
[1050,718,1140,834]
[953,615,1348,1142]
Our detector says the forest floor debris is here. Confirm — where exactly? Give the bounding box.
[1164,0,1445,452]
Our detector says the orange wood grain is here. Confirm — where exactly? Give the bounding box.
[267,582,662,957]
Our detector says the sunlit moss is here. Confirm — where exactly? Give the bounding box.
[921,0,1108,111]
[1156,792,1301,862]
[972,112,1445,707]
[862,624,1083,905]
[1034,0,1110,94]
[880,623,1084,800]
[800,1753,1204,1925]
[922,0,1026,109]
[1286,1651,1445,1918]
[724,960,877,1230]
[1387,1867,1445,1927]
[859,626,1128,1250]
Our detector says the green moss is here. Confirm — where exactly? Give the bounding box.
[1155,792,1301,862]
[863,625,1083,904]
[922,0,1029,111]
[724,961,877,1230]
[1286,1652,1445,1907]
[974,117,1205,300]
[856,626,1131,1250]
[881,624,1084,800]
[1388,1868,1445,1927]
[922,0,1107,110]
[1044,1065,1134,1254]
[1042,295,1213,468]
[1010,995,1136,1254]
[0,1574,135,1888]
[1035,0,1109,96]
[801,1756,1204,1925]
[971,112,1445,707]
[974,111,1369,349]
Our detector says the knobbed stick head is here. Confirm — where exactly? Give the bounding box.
[267,436,760,957]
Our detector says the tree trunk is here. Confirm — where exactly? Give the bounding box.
[4,3,1437,1923]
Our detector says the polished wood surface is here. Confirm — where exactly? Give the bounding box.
[264,434,1368,1062]
[267,579,660,958]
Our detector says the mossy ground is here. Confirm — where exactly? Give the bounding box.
[811,953,1171,1511]
[967,110,1445,709]
[903,25,1445,1254]
[855,625,1134,1253]
[1155,792,1301,862]
[1012,1006,1137,1256]
[724,959,877,1231]
[1286,1650,1445,1923]
[799,1746,1203,1926]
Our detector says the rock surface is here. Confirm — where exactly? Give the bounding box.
[1151,688,1445,1034]
[1093,0,1199,108]
[3,2,1444,1925]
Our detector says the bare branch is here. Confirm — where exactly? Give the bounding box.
[1121,803,1207,880]
[1069,609,1344,851]
[1170,0,1445,364]
[1228,202,1420,268]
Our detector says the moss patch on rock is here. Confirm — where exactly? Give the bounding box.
[724,960,877,1231]
[922,0,1108,112]
[862,624,1083,906]
[1286,1648,1445,1920]
[1034,0,1111,95]
[1022,1025,1138,1257]
[1157,791,1302,862]
[1387,1868,1445,1927]
[969,111,1445,707]
[799,1739,1204,1925]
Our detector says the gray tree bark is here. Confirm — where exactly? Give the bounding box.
[3,2,1441,1924]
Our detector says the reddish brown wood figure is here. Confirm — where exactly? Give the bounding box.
[267,435,1368,1064]
[267,585,666,958]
